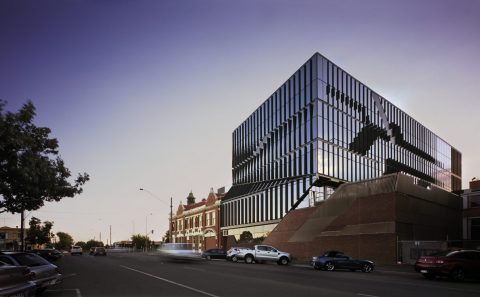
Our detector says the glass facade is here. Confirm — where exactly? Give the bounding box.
[221,53,462,229]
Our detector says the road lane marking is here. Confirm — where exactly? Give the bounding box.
[120,265,220,297]
[358,294,380,297]
[62,273,77,279]
[45,288,82,297]
[183,266,206,272]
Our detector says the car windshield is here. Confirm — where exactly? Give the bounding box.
[11,253,49,267]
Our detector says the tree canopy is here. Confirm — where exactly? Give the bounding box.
[0,100,89,214]
[26,217,53,246]
[131,234,150,249]
[75,241,87,250]
[84,239,104,250]
[55,231,74,250]
[162,230,170,243]
[239,231,253,243]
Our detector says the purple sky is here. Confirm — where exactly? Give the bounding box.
[1,0,479,243]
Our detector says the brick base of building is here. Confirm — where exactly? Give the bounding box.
[263,174,462,265]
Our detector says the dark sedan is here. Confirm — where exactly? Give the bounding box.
[31,249,62,262]
[0,252,62,294]
[311,251,374,272]
[202,249,226,260]
[414,250,480,281]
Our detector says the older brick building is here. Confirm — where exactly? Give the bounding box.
[171,188,225,251]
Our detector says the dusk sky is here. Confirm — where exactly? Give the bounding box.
[1,0,479,243]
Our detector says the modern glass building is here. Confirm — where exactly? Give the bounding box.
[221,53,462,237]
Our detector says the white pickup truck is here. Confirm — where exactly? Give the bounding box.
[236,245,291,265]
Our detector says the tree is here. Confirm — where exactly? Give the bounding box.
[162,230,170,243]
[55,232,74,250]
[84,239,104,250]
[239,231,253,243]
[0,100,90,250]
[75,241,86,250]
[131,234,150,250]
[26,217,53,246]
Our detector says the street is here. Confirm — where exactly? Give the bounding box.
[43,253,480,297]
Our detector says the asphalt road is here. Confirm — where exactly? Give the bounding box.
[43,253,480,297]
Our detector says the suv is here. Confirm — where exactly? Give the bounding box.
[70,246,83,255]
[236,245,291,265]
[415,250,480,281]
[92,247,106,256]
[226,247,249,262]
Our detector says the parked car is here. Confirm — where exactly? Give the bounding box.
[226,247,249,262]
[70,245,83,255]
[236,245,291,265]
[311,251,375,272]
[31,249,62,262]
[0,252,62,294]
[414,250,480,281]
[92,247,107,256]
[202,249,226,260]
[0,261,36,297]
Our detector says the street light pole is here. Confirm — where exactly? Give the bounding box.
[170,197,172,243]
[139,188,173,243]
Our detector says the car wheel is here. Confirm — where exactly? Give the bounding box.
[232,256,238,262]
[450,267,465,282]
[422,273,435,280]
[206,255,211,260]
[245,255,254,264]
[361,264,373,273]
[278,257,289,265]
[325,261,335,271]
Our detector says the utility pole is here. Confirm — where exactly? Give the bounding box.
[145,215,148,252]
[20,210,25,251]
[109,225,112,246]
[169,197,173,243]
